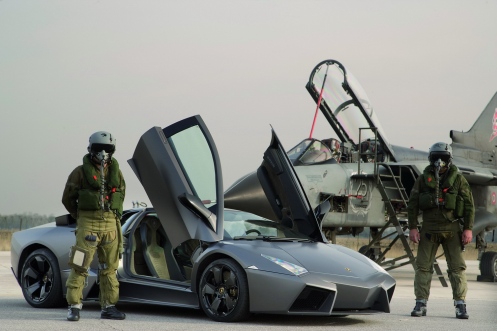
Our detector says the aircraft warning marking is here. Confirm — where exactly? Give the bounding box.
[489,108,497,142]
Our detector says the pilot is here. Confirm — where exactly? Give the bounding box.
[62,131,126,321]
[407,142,474,319]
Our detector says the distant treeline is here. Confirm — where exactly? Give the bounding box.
[0,214,55,231]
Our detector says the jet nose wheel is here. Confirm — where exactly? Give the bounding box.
[199,258,250,322]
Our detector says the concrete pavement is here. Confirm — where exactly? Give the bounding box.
[1,251,496,330]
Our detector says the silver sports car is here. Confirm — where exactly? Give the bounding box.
[11,115,395,322]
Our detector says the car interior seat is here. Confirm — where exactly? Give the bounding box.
[140,216,170,280]
[131,227,150,276]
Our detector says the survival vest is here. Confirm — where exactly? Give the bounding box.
[417,164,464,218]
[77,154,124,216]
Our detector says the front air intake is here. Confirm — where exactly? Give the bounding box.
[289,286,335,312]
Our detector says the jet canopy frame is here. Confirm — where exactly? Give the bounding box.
[305,59,397,162]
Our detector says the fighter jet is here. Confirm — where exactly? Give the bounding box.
[225,59,497,282]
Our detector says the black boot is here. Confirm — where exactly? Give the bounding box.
[101,306,126,320]
[455,303,469,319]
[411,301,427,317]
[67,307,80,321]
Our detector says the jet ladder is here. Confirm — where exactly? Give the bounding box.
[363,162,448,287]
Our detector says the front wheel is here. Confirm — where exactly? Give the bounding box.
[20,248,65,308]
[198,258,250,322]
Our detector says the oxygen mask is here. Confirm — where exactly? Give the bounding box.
[91,143,114,165]
[434,158,446,168]
[94,150,111,164]
[431,154,450,174]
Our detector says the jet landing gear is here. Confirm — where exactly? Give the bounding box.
[476,230,497,282]
[356,223,448,288]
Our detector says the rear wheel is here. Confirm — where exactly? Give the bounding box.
[20,248,65,308]
[480,251,497,279]
[198,258,250,322]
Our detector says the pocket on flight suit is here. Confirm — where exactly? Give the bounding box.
[69,229,100,272]
[100,230,117,246]
[454,195,464,218]
[99,230,119,270]
[101,273,120,305]
[68,245,92,273]
[419,192,436,210]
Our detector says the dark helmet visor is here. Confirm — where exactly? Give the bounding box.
[430,152,450,163]
[91,143,115,153]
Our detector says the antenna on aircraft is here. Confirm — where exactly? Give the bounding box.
[309,64,329,138]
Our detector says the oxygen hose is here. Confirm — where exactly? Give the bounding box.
[99,150,109,211]
[434,159,441,207]
[100,158,106,210]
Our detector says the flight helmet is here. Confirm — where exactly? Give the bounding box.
[428,142,452,170]
[87,131,116,162]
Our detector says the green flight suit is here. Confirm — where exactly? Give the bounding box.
[62,154,125,308]
[407,164,474,301]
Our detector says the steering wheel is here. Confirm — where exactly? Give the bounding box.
[245,229,261,236]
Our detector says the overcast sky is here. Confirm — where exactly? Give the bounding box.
[1,0,496,216]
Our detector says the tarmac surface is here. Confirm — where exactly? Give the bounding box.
[1,250,496,331]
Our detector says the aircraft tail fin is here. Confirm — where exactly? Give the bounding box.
[451,92,497,153]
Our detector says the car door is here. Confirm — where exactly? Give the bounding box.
[257,128,328,243]
[128,115,223,248]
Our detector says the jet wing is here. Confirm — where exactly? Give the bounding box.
[128,116,224,248]
[306,59,397,161]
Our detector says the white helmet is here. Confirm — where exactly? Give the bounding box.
[87,131,116,162]
[428,142,452,168]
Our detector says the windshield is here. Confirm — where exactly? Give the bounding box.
[223,209,313,241]
[287,139,333,164]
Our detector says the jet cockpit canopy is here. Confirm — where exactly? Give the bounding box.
[306,59,396,162]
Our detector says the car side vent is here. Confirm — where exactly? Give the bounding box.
[289,286,334,312]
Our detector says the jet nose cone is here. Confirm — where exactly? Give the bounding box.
[224,171,275,220]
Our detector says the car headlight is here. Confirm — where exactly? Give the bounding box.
[261,254,308,276]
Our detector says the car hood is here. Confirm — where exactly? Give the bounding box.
[279,242,380,278]
[218,239,382,280]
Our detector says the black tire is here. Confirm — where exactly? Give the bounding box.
[480,251,497,278]
[198,258,250,322]
[20,248,65,308]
